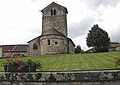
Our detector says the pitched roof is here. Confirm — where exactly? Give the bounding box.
[12,45,28,52]
[41,2,68,13]
[41,28,65,36]
[2,44,28,52]
[27,29,65,43]
[2,45,15,52]
[27,36,40,43]
[68,38,75,47]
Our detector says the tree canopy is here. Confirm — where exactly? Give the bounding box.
[75,45,81,53]
[86,24,110,52]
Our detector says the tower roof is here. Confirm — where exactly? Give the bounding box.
[41,2,68,13]
[41,28,65,36]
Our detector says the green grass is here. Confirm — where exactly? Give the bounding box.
[0,52,120,71]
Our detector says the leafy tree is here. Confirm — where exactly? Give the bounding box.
[75,45,81,53]
[86,24,110,52]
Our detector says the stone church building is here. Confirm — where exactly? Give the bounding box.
[28,2,75,56]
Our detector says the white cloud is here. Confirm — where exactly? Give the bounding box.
[73,34,88,50]
[0,0,41,44]
[95,3,120,42]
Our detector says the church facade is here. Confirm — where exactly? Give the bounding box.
[27,2,75,56]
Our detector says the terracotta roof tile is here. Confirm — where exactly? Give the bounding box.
[2,45,15,52]
[41,28,64,36]
[2,44,28,52]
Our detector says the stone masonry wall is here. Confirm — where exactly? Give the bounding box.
[28,37,41,56]
[40,35,68,55]
[69,40,75,53]
[0,70,120,85]
[42,3,67,36]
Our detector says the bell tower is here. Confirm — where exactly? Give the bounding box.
[41,2,68,37]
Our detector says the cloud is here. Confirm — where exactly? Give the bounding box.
[97,3,120,42]
[27,28,41,34]
[109,25,120,42]
[69,16,95,38]
[30,0,37,3]
[81,0,120,9]
[73,34,88,50]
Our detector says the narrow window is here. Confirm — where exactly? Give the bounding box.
[55,42,57,44]
[33,43,38,50]
[54,9,56,15]
[51,10,53,15]
[48,40,50,45]
[51,9,56,15]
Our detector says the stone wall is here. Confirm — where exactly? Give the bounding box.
[28,37,41,56]
[42,2,68,36]
[28,2,75,56]
[68,39,75,53]
[40,35,68,55]
[1,70,120,85]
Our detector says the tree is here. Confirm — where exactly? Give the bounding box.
[75,45,81,53]
[86,24,110,52]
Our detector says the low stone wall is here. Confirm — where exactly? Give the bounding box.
[0,70,120,85]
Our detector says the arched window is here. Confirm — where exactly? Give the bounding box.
[33,43,38,50]
[54,9,56,15]
[51,9,57,16]
[48,40,50,45]
[51,10,53,15]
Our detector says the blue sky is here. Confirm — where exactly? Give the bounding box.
[0,0,120,50]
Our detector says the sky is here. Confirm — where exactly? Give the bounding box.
[0,0,120,50]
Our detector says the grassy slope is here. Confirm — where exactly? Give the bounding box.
[0,52,120,71]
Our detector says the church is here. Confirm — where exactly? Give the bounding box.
[27,2,75,56]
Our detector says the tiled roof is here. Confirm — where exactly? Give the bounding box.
[41,28,65,36]
[12,45,28,52]
[2,45,15,52]
[2,44,28,52]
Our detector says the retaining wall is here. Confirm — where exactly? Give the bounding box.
[0,70,120,85]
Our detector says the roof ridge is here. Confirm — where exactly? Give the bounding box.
[41,2,68,13]
[41,28,65,36]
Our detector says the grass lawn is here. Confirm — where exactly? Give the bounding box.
[0,52,120,71]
